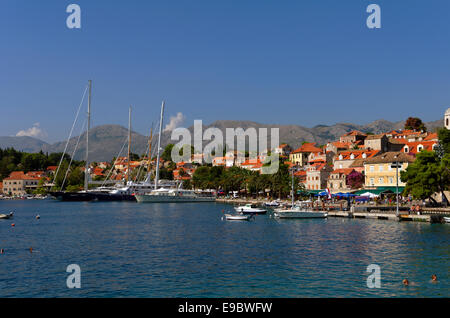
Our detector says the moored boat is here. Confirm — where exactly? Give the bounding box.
[273,207,327,219]
[224,214,253,221]
[234,204,267,215]
[264,200,280,207]
[135,188,216,203]
[0,212,14,220]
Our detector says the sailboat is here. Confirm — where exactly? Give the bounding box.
[273,170,327,219]
[134,101,216,203]
[50,80,95,201]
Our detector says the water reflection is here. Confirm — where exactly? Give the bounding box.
[0,200,447,297]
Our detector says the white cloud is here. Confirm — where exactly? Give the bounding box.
[163,112,185,132]
[16,122,48,140]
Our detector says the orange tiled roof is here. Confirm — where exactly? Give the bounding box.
[330,168,354,176]
[4,171,40,181]
[403,140,437,154]
[342,130,367,137]
[241,158,262,166]
[331,141,353,149]
[291,142,323,154]
[336,149,379,160]
[424,133,438,141]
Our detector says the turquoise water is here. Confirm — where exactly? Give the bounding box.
[0,200,448,297]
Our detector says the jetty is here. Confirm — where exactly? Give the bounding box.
[216,198,449,223]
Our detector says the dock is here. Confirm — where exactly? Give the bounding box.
[216,198,449,223]
[327,211,431,222]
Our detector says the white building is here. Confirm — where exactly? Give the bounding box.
[445,107,450,129]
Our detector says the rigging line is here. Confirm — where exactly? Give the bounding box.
[133,138,151,182]
[135,122,157,183]
[134,123,154,183]
[101,136,128,187]
[60,119,87,191]
[52,84,89,187]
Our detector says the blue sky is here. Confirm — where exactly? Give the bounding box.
[1,0,450,142]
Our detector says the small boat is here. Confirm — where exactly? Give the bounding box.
[273,207,327,219]
[443,217,450,223]
[265,200,280,207]
[234,204,267,215]
[224,214,253,221]
[273,201,327,219]
[0,212,13,220]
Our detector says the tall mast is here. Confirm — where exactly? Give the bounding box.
[127,106,132,184]
[291,170,294,208]
[84,80,91,191]
[154,100,165,189]
[147,126,153,175]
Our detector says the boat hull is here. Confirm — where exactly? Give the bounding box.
[135,194,216,203]
[234,207,267,215]
[224,214,252,221]
[91,193,136,202]
[273,210,327,219]
[49,192,95,202]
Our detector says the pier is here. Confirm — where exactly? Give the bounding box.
[216,198,449,223]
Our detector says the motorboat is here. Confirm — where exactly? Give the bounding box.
[443,217,450,223]
[273,207,327,219]
[264,200,280,207]
[234,204,267,215]
[224,214,253,221]
[0,212,13,220]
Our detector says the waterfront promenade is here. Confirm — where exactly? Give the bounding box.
[216,198,450,223]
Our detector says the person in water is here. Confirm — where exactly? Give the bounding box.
[403,279,409,286]
[431,274,438,283]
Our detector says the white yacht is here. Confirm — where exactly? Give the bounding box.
[234,204,267,215]
[272,171,327,219]
[133,101,216,204]
[264,200,280,207]
[273,206,327,219]
[135,188,216,203]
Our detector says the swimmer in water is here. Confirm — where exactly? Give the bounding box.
[431,274,437,283]
[403,279,409,286]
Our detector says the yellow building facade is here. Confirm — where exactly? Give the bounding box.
[363,152,415,188]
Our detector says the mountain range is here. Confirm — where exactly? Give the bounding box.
[0,119,443,162]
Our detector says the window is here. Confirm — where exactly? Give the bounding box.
[370,165,374,172]
[378,177,383,184]
[379,165,383,172]
[389,177,394,184]
[370,178,374,186]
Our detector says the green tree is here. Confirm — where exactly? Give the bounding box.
[437,127,450,155]
[161,144,175,162]
[404,117,427,132]
[401,151,450,204]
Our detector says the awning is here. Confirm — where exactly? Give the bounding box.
[354,187,405,196]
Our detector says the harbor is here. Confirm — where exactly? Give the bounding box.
[216,198,450,223]
[0,200,448,298]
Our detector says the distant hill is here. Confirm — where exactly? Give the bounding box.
[0,136,49,153]
[0,118,445,162]
[41,125,150,162]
